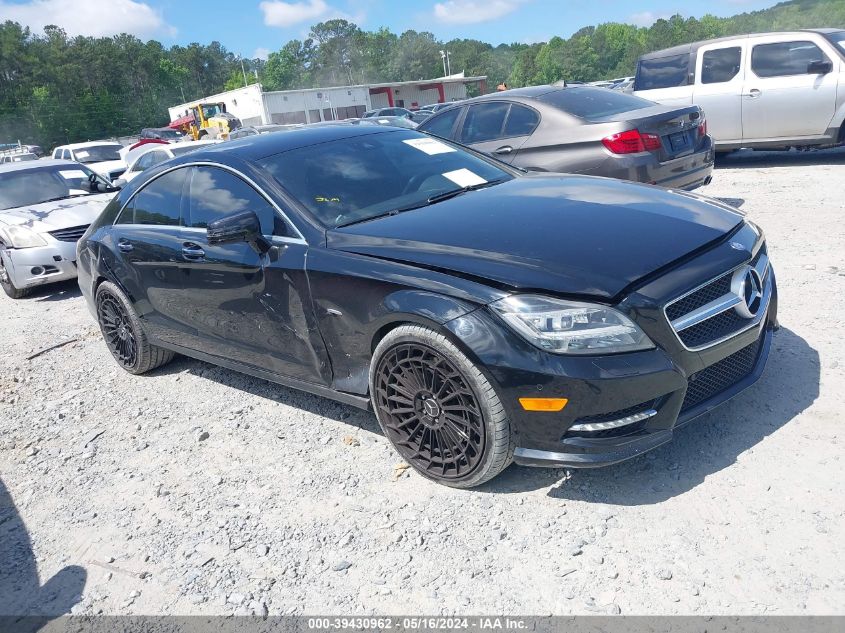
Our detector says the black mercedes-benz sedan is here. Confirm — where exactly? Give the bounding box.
[77,126,777,488]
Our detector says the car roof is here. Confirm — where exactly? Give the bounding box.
[455,84,608,106]
[640,30,839,61]
[446,86,562,105]
[194,124,399,161]
[54,140,123,150]
[0,158,81,173]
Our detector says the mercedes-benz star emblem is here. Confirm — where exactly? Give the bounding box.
[423,399,441,419]
[731,265,764,318]
[730,241,746,251]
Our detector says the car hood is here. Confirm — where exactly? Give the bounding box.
[327,175,744,300]
[0,194,113,232]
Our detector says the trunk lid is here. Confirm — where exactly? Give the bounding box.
[599,104,705,161]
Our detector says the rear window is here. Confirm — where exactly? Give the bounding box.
[538,87,655,120]
[634,54,691,90]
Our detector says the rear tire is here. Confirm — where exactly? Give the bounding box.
[95,281,174,374]
[370,324,514,488]
[0,248,31,299]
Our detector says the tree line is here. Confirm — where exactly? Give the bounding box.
[1,0,843,150]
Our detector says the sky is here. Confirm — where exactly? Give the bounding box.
[0,0,781,59]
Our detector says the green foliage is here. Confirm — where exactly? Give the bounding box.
[1,0,844,149]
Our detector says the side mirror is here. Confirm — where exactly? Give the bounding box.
[112,178,127,189]
[207,210,271,254]
[807,59,833,74]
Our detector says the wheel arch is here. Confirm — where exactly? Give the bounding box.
[326,289,484,396]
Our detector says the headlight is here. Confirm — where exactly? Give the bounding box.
[1,225,47,248]
[490,295,654,355]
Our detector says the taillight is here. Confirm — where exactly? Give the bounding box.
[601,129,662,154]
[698,118,708,138]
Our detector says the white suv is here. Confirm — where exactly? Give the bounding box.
[633,29,845,151]
[50,141,127,181]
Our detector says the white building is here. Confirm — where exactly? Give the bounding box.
[168,75,488,127]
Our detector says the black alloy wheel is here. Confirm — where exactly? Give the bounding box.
[97,290,138,367]
[374,342,486,481]
[94,281,174,374]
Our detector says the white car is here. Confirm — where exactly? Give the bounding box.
[633,28,845,151]
[120,140,221,184]
[51,141,127,181]
[0,160,117,299]
[0,152,38,164]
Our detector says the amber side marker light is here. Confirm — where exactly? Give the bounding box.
[519,398,569,412]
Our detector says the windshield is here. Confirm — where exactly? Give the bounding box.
[824,30,845,56]
[258,130,512,228]
[539,86,656,119]
[201,104,223,118]
[0,164,112,210]
[74,144,122,163]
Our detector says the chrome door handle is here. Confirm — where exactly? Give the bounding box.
[181,242,205,260]
[743,89,762,98]
[117,239,133,253]
[494,146,514,155]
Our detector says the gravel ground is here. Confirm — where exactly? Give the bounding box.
[1,147,843,617]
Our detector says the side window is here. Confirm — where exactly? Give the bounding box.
[635,54,690,90]
[419,107,461,139]
[504,104,540,137]
[460,103,509,144]
[116,168,187,226]
[62,149,72,160]
[186,166,288,237]
[751,41,829,78]
[701,47,742,84]
[52,149,61,159]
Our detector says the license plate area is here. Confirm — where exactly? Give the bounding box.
[668,131,690,152]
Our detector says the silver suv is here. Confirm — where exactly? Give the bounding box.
[633,29,845,151]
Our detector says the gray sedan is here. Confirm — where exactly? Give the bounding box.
[418,85,714,190]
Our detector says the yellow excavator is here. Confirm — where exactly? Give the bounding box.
[168,102,242,140]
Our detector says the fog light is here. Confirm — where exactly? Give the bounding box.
[519,398,568,412]
[569,409,657,433]
[30,266,44,275]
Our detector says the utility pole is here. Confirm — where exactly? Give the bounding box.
[439,50,448,77]
[240,56,248,87]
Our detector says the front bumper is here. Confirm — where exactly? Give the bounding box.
[443,231,777,469]
[1,239,79,289]
[511,323,774,468]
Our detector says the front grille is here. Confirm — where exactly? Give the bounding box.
[48,225,89,242]
[681,337,762,412]
[678,310,747,348]
[666,273,732,322]
[665,245,768,349]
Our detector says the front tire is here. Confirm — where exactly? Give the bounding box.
[0,248,31,299]
[95,281,174,374]
[370,324,514,488]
